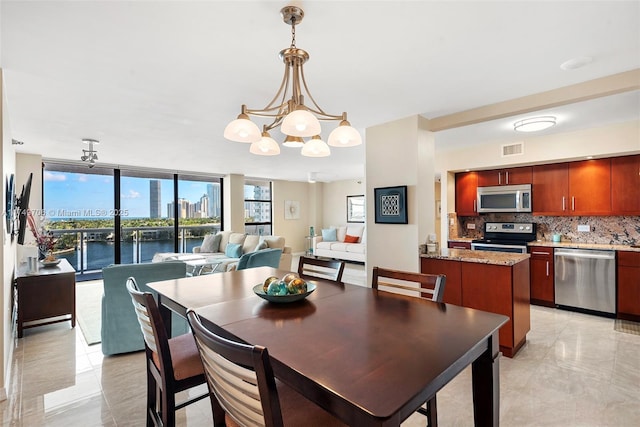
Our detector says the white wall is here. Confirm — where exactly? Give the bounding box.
[365,115,437,284]
[321,179,365,227]
[0,68,13,401]
[272,179,315,254]
[223,174,245,231]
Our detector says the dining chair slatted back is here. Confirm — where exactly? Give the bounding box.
[297,256,345,285]
[127,278,208,427]
[371,267,446,302]
[371,267,446,426]
[187,310,347,427]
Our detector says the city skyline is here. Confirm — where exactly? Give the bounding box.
[43,170,221,220]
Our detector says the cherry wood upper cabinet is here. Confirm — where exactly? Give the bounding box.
[532,163,569,215]
[455,172,478,216]
[568,159,611,215]
[611,154,640,214]
[477,166,532,187]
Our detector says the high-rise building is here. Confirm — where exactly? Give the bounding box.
[150,180,161,218]
[207,183,221,218]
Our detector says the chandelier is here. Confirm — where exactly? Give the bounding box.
[224,6,362,157]
[80,138,99,168]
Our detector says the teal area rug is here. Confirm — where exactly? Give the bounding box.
[76,281,103,345]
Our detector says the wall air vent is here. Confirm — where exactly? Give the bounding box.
[501,142,524,157]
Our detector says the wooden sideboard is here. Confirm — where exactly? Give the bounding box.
[14,259,76,338]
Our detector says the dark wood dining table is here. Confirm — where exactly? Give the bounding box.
[148,266,508,426]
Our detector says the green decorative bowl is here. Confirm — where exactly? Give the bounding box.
[253,282,316,303]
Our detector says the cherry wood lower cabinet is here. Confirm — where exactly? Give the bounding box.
[617,251,640,322]
[421,257,530,357]
[447,241,471,250]
[529,246,555,307]
[421,258,462,305]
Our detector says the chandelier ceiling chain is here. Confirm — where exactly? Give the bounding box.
[223,5,362,157]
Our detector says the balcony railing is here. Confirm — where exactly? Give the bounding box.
[50,224,221,279]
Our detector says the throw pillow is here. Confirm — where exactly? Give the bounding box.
[200,233,221,253]
[254,241,268,252]
[344,234,360,243]
[322,228,337,242]
[225,243,243,258]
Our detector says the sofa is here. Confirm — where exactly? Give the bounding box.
[313,225,365,263]
[153,231,292,272]
[101,261,188,356]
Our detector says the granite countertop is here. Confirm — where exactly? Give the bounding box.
[447,237,474,243]
[528,241,640,252]
[421,248,529,266]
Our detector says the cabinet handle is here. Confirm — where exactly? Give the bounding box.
[453,246,467,249]
[498,172,502,185]
[531,251,549,255]
[505,171,509,184]
[572,196,575,211]
[546,261,549,277]
[473,200,477,212]
[562,197,565,211]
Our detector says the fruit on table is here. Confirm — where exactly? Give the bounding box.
[263,276,279,292]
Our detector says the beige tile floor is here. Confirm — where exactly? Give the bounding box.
[2,264,639,426]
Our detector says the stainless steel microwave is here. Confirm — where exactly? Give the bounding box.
[477,184,532,213]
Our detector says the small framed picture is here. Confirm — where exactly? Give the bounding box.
[346,195,365,223]
[374,185,407,224]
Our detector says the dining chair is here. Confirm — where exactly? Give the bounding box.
[371,267,447,426]
[236,248,282,270]
[186,310,347,427]
[297,256,345,285]
[126,278,209,427]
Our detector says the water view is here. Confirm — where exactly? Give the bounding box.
[56,238,206,273]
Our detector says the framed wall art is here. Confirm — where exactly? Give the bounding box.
[346,195,365,223]
[374,185,407,224]
[284,200,300,220]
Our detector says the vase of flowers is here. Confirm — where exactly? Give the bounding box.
[26,210,57,261]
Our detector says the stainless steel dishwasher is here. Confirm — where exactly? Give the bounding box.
[554,248,616,315]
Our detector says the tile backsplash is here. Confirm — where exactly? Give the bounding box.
[449,213,640,245]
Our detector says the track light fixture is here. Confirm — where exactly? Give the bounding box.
[81,138,99,168]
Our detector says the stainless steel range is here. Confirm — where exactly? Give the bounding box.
[471,222,537,254]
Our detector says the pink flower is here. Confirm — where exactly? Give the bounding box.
[27,210,57,251]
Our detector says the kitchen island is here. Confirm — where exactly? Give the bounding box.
[421,248,530,357]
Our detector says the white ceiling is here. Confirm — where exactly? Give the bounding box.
[1,1,639,182]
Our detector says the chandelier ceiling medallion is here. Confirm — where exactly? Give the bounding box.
[224,6,362,157]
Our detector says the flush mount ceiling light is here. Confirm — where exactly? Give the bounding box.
[80,138,99,168]
[513,116,557,132]
[224,5,362,157]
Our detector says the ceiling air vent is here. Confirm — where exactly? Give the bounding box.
[501,142,524,157]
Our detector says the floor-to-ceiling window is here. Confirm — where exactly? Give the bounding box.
[43,163,115,276]
[177,174,222,252]
[119,170,175,264]
[43,163,223,280]
[244,179,272,235]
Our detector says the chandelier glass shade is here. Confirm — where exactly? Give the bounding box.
[224,6,361,157]
[301,135,331,157]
